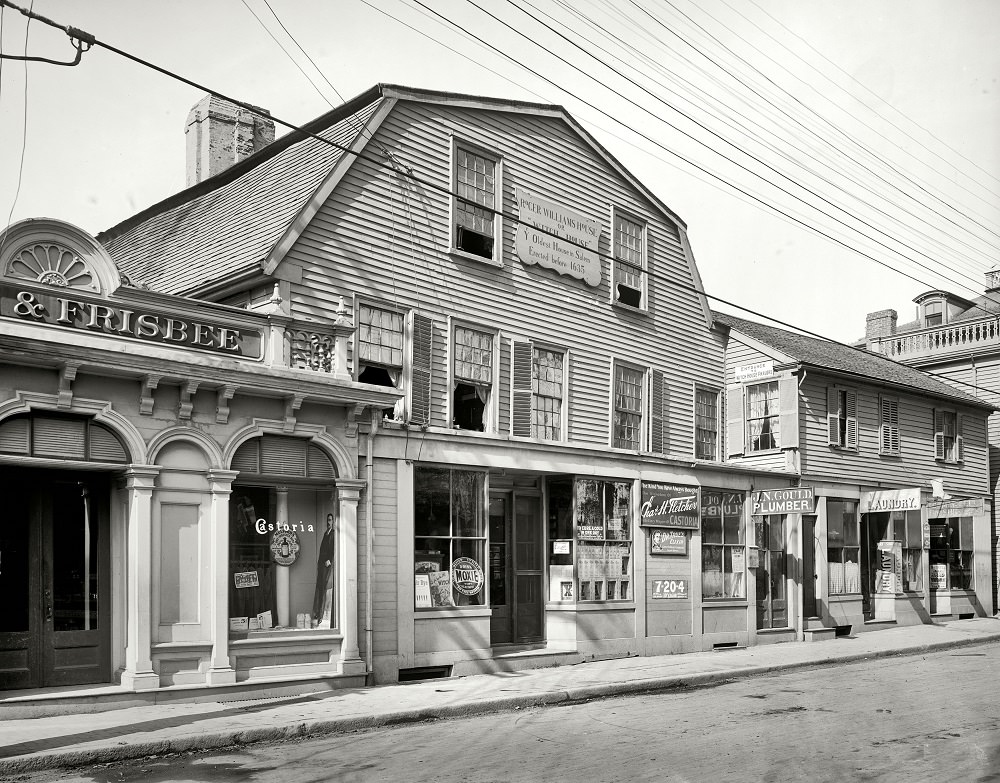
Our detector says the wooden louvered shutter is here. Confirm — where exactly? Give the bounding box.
[956,414,965,463]
[844,390,858,449]
[726,386,744,457]
[649,369,665,453]
[880,397,899,455]
[934,409,945,460]
[778,377,798,449]
[498,337,512,434]
[35,417,86,459]
[827,387,841,446]
[409,313,433,425]
[511,341,533,437]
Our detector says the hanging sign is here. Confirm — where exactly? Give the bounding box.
[751,487,815,515]
[515,188,601,287]
[860,488,921,513]
[451,557,485,596]
[640,482,699,529]
[651,579,689,599]
[270,529,300,566]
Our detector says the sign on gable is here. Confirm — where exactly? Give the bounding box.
[515,188,601,287]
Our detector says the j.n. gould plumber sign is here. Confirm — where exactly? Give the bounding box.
[515,188,601,287]
[751,487,815,515]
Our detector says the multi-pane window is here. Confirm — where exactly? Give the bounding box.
[754,514,787,629]
[358,304,405,420]
[695,387,719,460]
[934,410,963,463]
[891,510,923,592]
[453,326,493,432]
[575,479,632,601]
[923,300,943,327]
[879,396,900,456]
[612,212,646,308]
[532,347,564,440]
[701,490,746,599]
[613,363,644,450]
[746,382,779,452]
[414,468,487,608]
[929,517,973,590]
[827,387,858,449]
[454,146,497,261]
[827,499,860,595]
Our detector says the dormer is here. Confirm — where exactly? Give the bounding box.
[986,265,1000,292]
[912,290,976,328]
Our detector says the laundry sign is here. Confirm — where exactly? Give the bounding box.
[860,488,921,513]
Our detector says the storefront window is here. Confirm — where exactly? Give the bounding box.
[754,514,786,628]
[827,499,860,594]
[548,478,574,601]
[414,468,487,608]
[929,517,973,590]
[229,485,334,633]
[702,489,746,599]
[891,510,923,592]
[575,479,632,601]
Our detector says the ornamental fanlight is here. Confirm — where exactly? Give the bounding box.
[7,242,99,292]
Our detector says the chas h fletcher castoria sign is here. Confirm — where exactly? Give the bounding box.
[640,482,700,529]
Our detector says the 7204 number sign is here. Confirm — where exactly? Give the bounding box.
[651,579,688,599]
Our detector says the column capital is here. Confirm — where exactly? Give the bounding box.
[336,479,367,502]
[125,465,161,489]
[207,469,240,492]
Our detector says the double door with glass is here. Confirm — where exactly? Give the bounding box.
[0,472,110,690]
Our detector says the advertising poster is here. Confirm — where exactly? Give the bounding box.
[649,529,687,555]
[639,482,699,529]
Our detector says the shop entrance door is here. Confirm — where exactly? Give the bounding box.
[0,473,110,690]
[802,515,817,618]
[860,513,889,620]
[489,492,544,646]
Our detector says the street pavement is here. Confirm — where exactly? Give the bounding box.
[1,617,998,775]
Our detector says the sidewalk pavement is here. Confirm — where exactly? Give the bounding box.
[1,617,998,775]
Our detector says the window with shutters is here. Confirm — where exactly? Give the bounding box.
[878,396,900,456]
[612,362,645,450]
[746,381,779,452]
[934,410,963,463]
[452,140,501,264]
[512,342,565,440]
[695,387,719,460]
[452,324,495,432]
[357,302,405,421]
[611,209,647,310]
[827,387,858,450]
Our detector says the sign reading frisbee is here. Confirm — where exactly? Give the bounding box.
[451,557,485,596]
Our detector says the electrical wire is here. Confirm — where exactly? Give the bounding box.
[0,0,32,255]
[483,0,1000,312]
[1,0,998,405]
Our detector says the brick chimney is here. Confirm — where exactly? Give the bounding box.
[866,309,897,346]
[185,95,275,186]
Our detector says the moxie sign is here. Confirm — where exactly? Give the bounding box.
[2,284,262,358]
[640,482,700,529]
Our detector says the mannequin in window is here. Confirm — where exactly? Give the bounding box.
[312,513,335,628]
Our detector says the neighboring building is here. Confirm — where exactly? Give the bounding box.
[2,85,992,702]
[862,274,1000,615]
[718,312,995,640]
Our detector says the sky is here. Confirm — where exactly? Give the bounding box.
[0,0,998,343]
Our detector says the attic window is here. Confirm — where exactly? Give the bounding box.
[923,301,943,328]
[452,142,500,264]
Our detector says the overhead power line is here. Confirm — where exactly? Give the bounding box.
[1,0,999,406]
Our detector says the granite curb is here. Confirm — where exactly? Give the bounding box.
[0,630,997,776]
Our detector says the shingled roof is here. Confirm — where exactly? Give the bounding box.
[715,312,993,410]
[98,87,386,295]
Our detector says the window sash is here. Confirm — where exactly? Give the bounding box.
[695,388,719,460]
[456,148,495,237]
[531,347,564,440]
[454,326,493,384]
[613,364,644,449]
[358,305,404,368]
[746,381,779,451]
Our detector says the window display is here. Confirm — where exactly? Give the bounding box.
[702,489,746,599]
[827,499,860,594]
[229,485,333,633]
[929,517,974,590]
[890,510,923,592]
[414,468,487,608]
[575,479,632,601]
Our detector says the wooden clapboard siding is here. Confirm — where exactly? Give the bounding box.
[369,457,398,655]
[798,372,988,494]
[283,99,723,449]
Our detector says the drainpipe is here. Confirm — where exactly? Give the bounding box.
[365,408,378,684]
